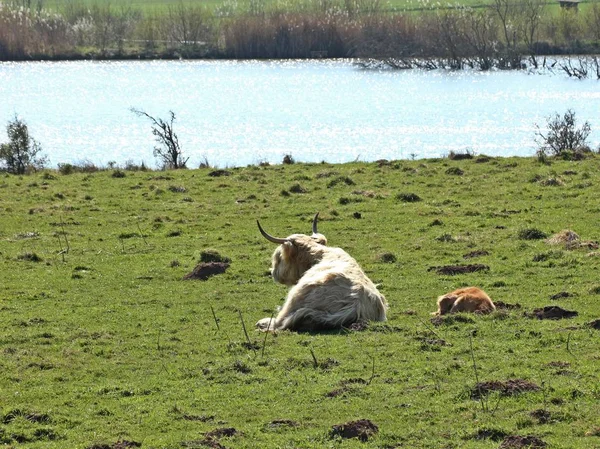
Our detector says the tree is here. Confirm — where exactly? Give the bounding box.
[0,116,46,174]
[535,109,592,160]
[131,108,188,169]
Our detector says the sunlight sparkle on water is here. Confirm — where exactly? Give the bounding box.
[0,60,599,168]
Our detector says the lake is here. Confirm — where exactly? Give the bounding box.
[1,59,599,168]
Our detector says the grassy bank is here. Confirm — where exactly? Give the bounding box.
[1,155,600,448]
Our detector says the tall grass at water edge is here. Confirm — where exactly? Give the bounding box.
[1,0,600,62]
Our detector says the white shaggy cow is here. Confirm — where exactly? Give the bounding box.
[256,214,388,331]
[432,287,496,316]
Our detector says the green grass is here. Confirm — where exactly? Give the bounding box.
[41,0,493,14]
[43,0,225,12]
[1,156,600,448]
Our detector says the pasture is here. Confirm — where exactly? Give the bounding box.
[40,0,478,14]
[1,155,600,448]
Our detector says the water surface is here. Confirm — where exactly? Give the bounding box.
[1,59,598,167]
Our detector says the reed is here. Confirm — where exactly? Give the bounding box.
[0,0,599,62]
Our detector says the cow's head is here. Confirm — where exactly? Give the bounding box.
[257,213,327,286]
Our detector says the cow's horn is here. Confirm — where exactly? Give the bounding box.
[257,220,288,244]
[312,212,320,235]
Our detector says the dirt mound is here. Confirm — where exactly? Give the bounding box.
[428,264,489,276]
[526,306,578,320]
[588,319,600,329]
[494,301,521,310]
[546,229,580,245]
[471,427,508,441]
[529,409,560,424]
[550,291,573,300]
[471,379,540,399]
[265,419,299,429]
[183,262,229,280]
[208,169,231,177]
[181,427,239,449]
[463,250,490,259]
[566,240,599,250]
[546,230,599,250]
[204,428,238,440]
[327,378,368,397]
[499,435,547,448]
[87,442,141,449]
[181,440,225,449]
[330,419,378,442]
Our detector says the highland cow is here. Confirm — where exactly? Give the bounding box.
[432,287,496,316]
[256,214,388,331]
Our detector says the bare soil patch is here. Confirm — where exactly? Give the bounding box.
[330,419,378,442]
[550,291,574,300]
[327,378,368,397]
[204,428,238,440]
[87,441,141,449]
[183,262,230,281]
[547,361,570,368]
[526,306,578,320]
[208,169,231,177]
[587,319,600,329]
[2,409,51,424]
[529,408,564,424]
[494,301,522,310]
[181,440,225,448]
[499,435,547,448]
[428,264,489,275]
[470,427,508,441]
[417,337,449,350]
[264,419,299,429]
[463,250,490,259]
[567,240,599,250]
[181,428,239,449]
[471,379,540,399]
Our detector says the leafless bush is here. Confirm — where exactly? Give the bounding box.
[560,56,600,80]
[463,8,499,70]
[555,8,584,46]
[588,0,600,41]
[131,108,189,170]
[163,3,214,54]
[535,109,592,159]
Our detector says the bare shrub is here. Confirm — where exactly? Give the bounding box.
[131,108,188,170]
[535,110,592,159]
[163,3,214,56]
[588,0,600,41]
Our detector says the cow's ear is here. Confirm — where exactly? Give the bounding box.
[281,241,297,259]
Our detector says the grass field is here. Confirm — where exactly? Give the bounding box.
[40,0,493,14]
[1,155,600,448]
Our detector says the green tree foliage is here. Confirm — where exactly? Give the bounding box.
[0,116,47,174]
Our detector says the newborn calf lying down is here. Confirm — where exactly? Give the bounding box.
[432,287,496,316]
